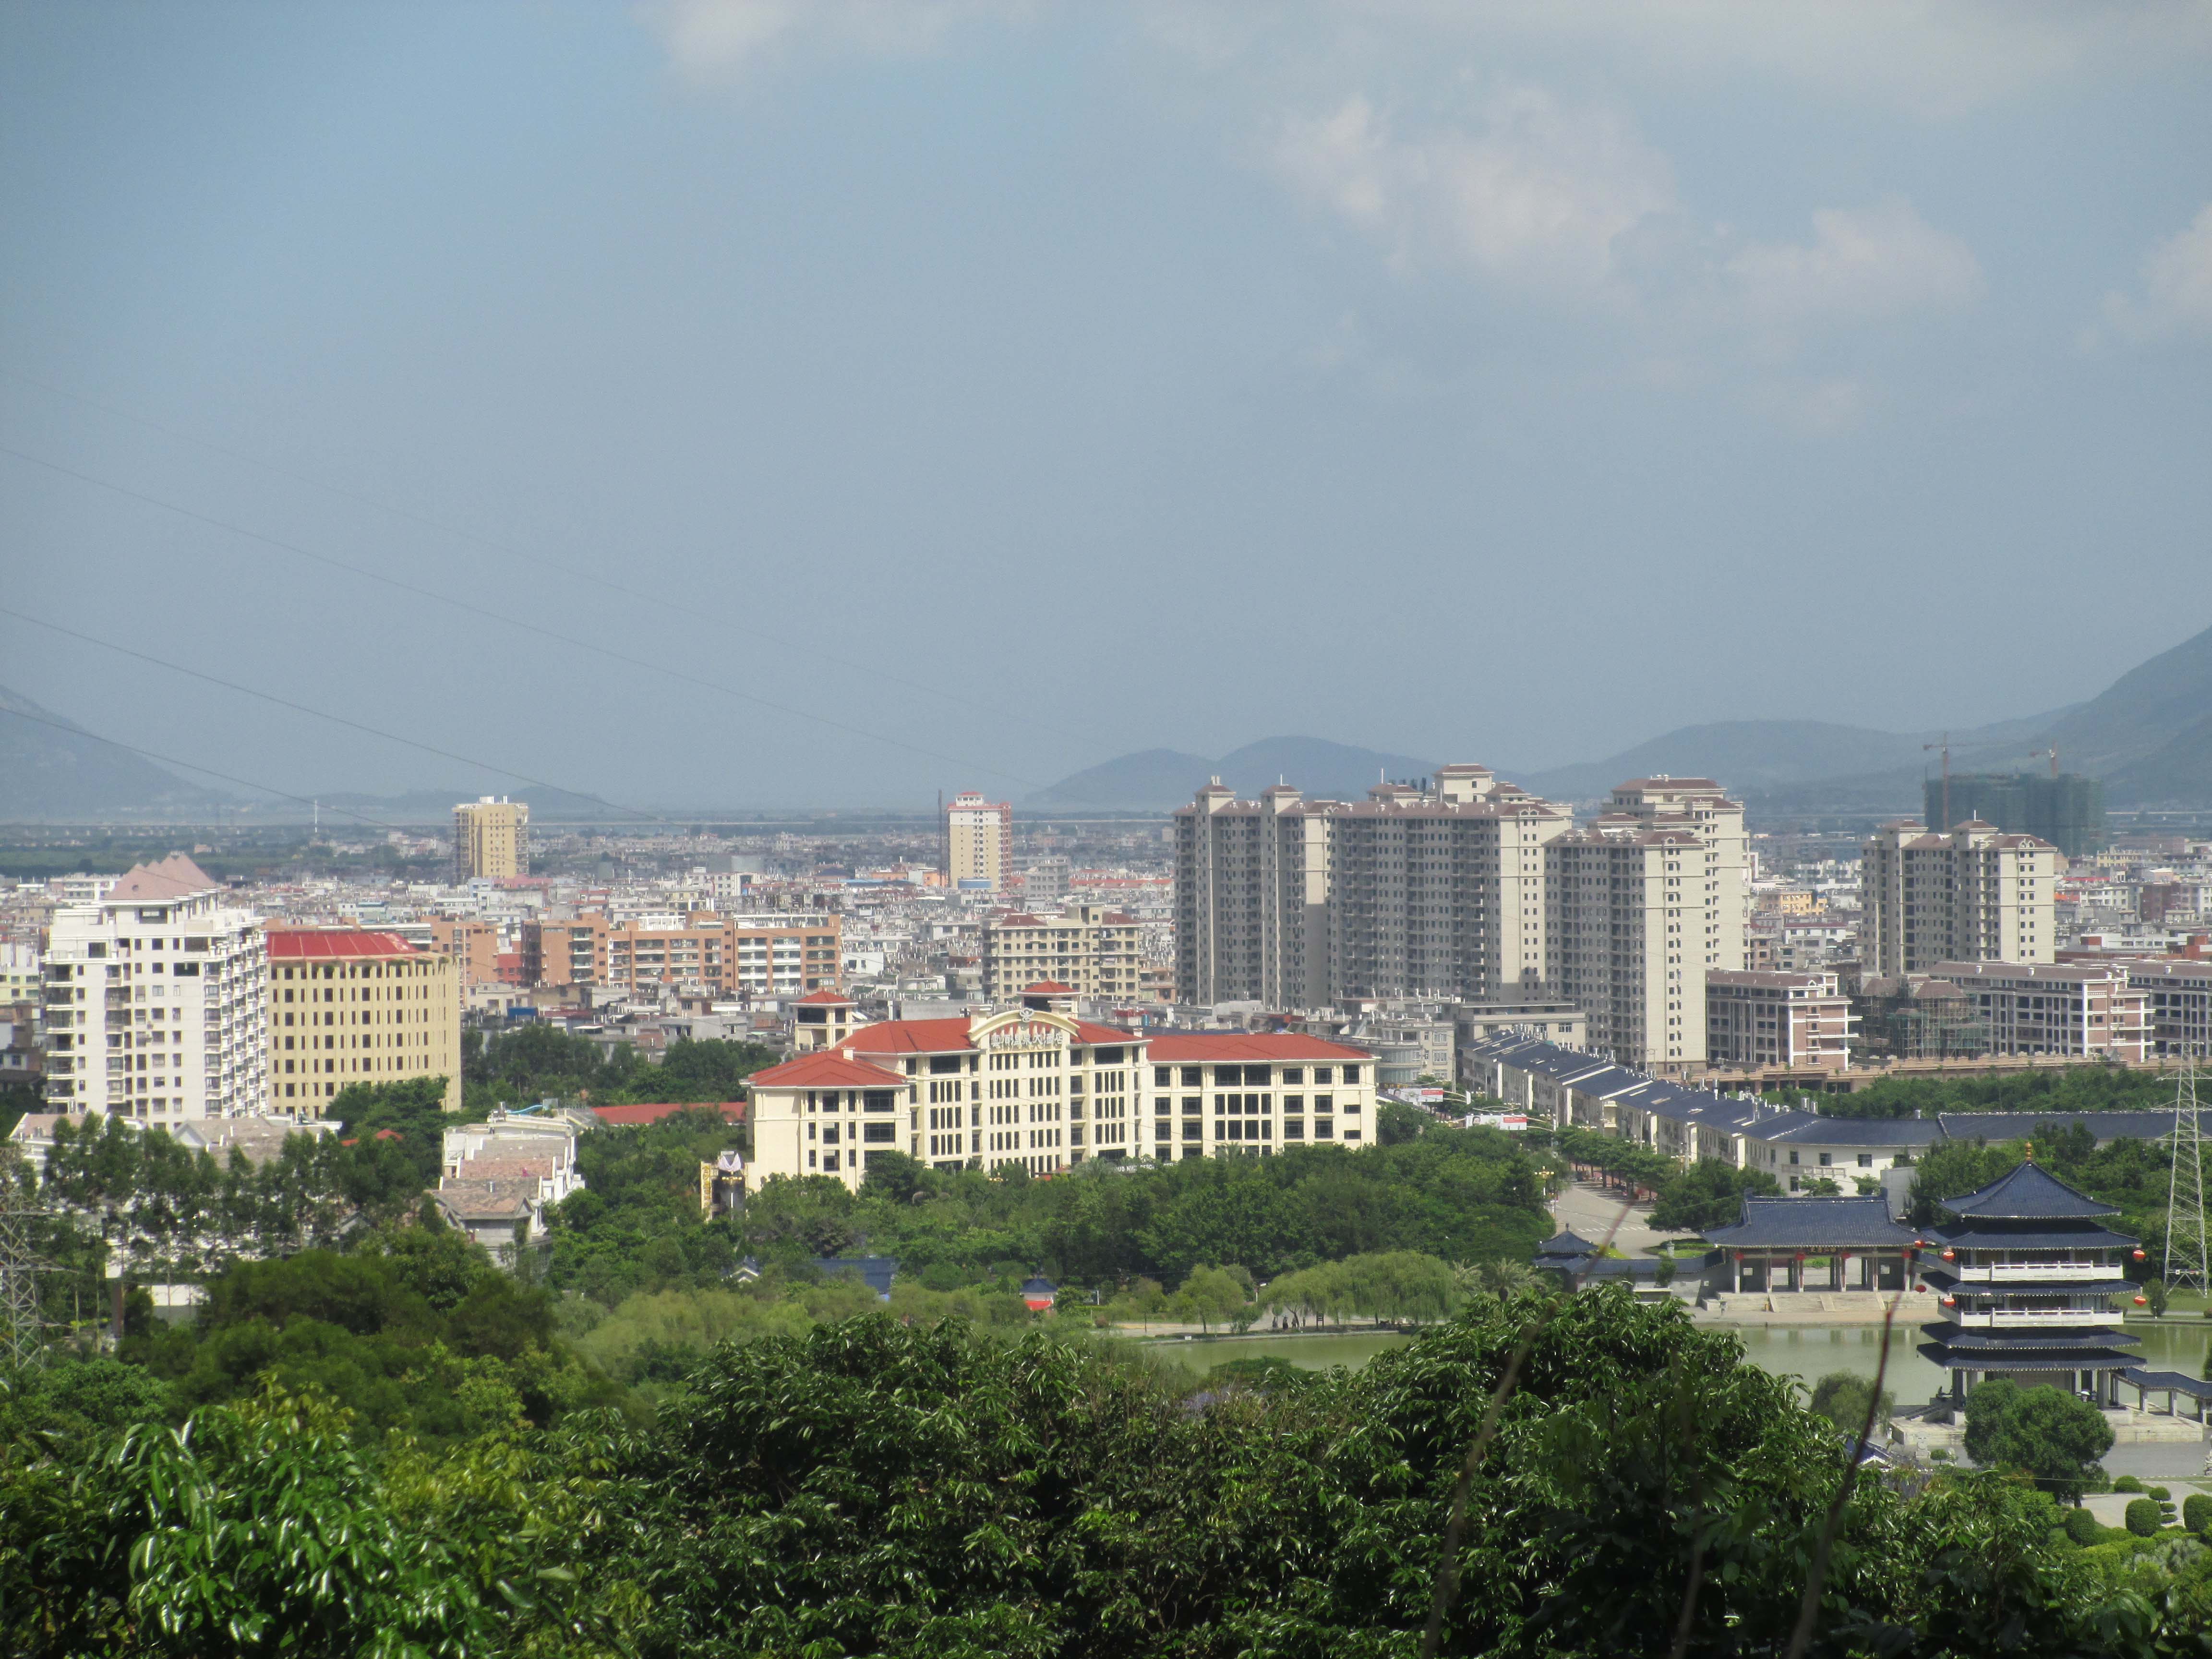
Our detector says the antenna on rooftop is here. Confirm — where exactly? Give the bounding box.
[2167,1052,2208,1296]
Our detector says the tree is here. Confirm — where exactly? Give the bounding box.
[1962,1379,2115,1503]
[1376,1101,1429,1145]
[1807,1370,1894,1434]
[2145,1277,2170,1318]
[1648,1159,1781,1232]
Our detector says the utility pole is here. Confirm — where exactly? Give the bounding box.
[2166,1053,2208,1296]
[1923,733,1952,830]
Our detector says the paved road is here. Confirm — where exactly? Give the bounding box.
[1551,1178,1671,1255]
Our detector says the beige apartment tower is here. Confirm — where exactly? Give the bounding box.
[266,928,462,1115]
[982,903,1143,1002]
[453,796,529,883]
[945,792,1012,891]
[1595,777,1747,975]
[1546,827,1711,1070]
[1859,820,2056,978]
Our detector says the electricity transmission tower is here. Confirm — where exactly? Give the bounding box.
[0,1156,52,1370]
[2166,1053,2209,1296]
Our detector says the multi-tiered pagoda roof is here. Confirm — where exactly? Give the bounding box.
[1917,1160,2140,1401]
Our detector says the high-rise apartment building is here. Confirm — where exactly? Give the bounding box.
[266,929,461,1114]
[1546,827,1712,1069]
[1930,772,2106,860]
[945,792,1011,891]
[982,903,1143,1002]
[1859,820,2056,977]
[1174,766,1572,1009]
[453,796,529,883]
[40,855,267,1121]
[1594,777,1747,974]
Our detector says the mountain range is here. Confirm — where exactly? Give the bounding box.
[1033,619,2212,813]
[5,619,2210,820]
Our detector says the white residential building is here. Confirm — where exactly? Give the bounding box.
[40,855,268,1122]
[1860,819,2056,977]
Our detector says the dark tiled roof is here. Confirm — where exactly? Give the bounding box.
[1930,1224,2141,1252]
[1917,1324,2139,1352]
[1937,1160,2120,1220]
[2122,1367,2212,1399]
[1916,1271,2137,1298]
[1702,1195,1919,1250]
[1762,1117,1943,1147]
[1535,1229,1601,1259]
[1917,1344,2126,1371]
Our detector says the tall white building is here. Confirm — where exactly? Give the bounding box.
[1859,820,2056,977]
[1594,777,1747,975]
[41,855,268,1121]
[1546,826,1713,1069]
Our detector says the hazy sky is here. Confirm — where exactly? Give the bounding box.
[4,1,2210,810]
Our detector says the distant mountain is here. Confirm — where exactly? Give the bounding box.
[0,684,229,821]
[1519,722,1933,803]
[2032,622,2212,804]
[1033,736,1438,810]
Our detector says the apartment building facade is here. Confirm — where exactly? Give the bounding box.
[982,903,1143,1002]
[1594,777,1747,975]
[2129,959,2212,1058]
[745,1004,1148,1190]
[453,796,529,882]
[1932,960,2148,1061]
[1546,827,1711,1069]
[1705,969,1855,1071]
[524,914,841,998]
[1146,1033,1374,1160]
[266,928,462,1114]
[1173,766,1569,1009]
[427,919,504,986]
[1860,820,2056,977]
[945,792,1012,891]
[40,855,267,1121]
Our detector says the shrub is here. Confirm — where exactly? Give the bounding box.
[2064,1507,2103,1545]
[2185,1493,2212,1534]
[2125,1498,2162,1537]
[2148,1485,2172,1501]
[2114,1475,2145,1492]
[1929,1447,1950,1462]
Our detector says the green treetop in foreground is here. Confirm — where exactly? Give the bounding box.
[16,1284,2212,1657]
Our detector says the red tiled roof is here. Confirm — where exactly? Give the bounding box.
[589,1100,748,1126]
[794,987,855,1005]
[746,1053,907,1090]
[1148,1033,1372,1062]
[266,929,422,959]
[1022,980,1074,994]
[838,1016,1140,1056]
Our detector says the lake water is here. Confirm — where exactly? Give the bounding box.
[1134,1318,2212,1400]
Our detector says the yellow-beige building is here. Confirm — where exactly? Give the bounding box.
[945,791,1011,891]
[1860,819,2057,977]
[453,796,529,882]
[266,928,461,1115]
[981,903,1142,1002]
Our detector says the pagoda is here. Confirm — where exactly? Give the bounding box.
[1917,1157,2142,1409]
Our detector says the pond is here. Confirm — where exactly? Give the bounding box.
[1731,1317,2212,1405]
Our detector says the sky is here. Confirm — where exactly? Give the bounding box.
[2,0,2210,811]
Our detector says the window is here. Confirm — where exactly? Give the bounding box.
[1155,1066,1171,1087]
[1857,1154,1874,1168]
[1818,1153,1832,1166]
[1181,1066,1202,1086]
[863,1121,895,1142]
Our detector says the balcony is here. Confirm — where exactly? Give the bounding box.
[1950,1262,2114,1283]
[1948,1307,2110,1329]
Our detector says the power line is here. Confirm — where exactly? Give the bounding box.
[0,367,1118,753]
[0,702,435,840]
[0,603,665,825]
[0,439,1047,792]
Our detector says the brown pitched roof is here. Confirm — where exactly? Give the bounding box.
[107,854,217,902]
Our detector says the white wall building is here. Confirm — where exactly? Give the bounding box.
[40,855,267,1122]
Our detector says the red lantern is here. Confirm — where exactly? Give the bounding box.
[2134,1295,2148,1306]
[1941,1297,1956,1308]
[1941,1248,1956,1262]
[2133,1249,2147,1261]
[1732,1251,1743,1262]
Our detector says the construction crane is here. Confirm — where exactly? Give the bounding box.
[1924,732,1951,829]
[2029,746,2059,779]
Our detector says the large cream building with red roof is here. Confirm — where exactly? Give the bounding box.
[742,987,1374,1191]
[265,927,460,1116]
[40,854,267,1122]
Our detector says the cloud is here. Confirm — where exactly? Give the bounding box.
[1725,198,1984,332]
[1271,90,1676,299]
[644,0,1029,79]
[2096,204,2212,345]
